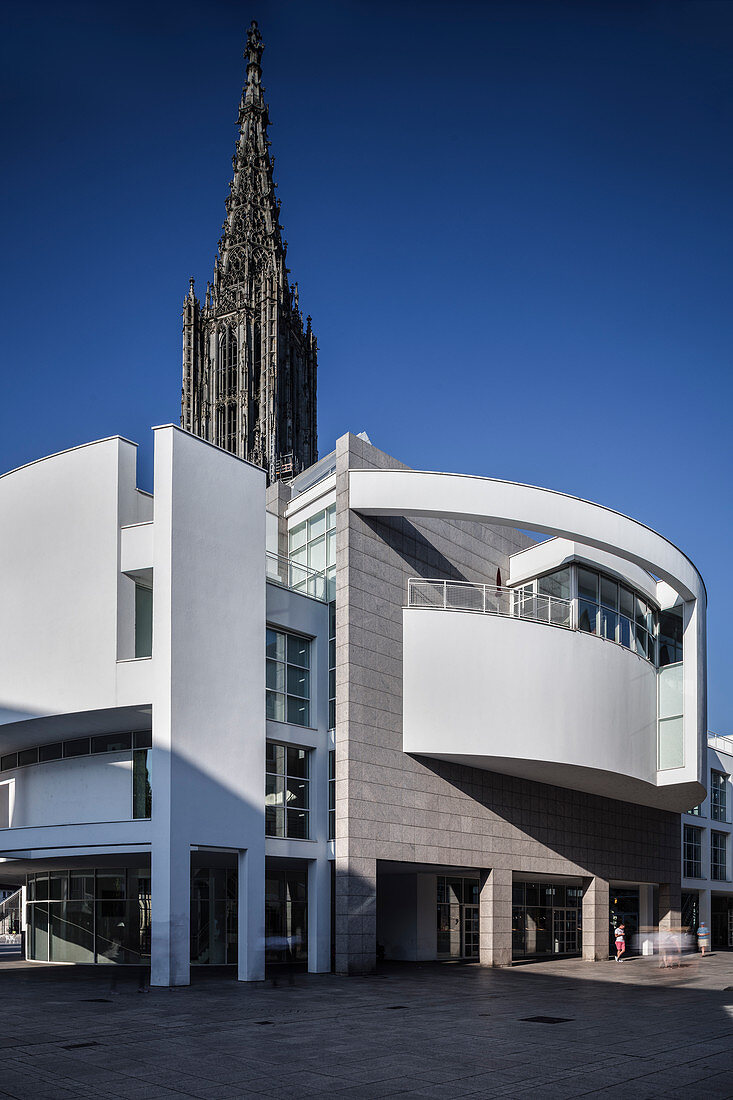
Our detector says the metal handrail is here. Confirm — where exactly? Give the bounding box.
[266,552,327,602]
[407,579,573,629]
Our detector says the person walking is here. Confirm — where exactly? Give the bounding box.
[614,923,626,962]
[697,921,711,956]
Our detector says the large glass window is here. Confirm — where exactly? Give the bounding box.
[26,868,151,964]
[288,504,336,600]
[683,825,703,879]
[134,584,153,658]
[658,663,684,770]
[711,770,728,823]
[190,857,237,965]
[658,606,683,667]
[133,749,152,819]
[711,832,727,881]
[328,749,335,841]
[265,868,307,965]
[265,742,310,839]
[511,880,582,959]
[266,628,311,727]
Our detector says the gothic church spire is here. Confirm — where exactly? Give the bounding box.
[181,21,318,482]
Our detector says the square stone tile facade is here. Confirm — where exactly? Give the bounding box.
[333,433,680,973]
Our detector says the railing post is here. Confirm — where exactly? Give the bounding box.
[483,584,486,613]
[443,581,447,610]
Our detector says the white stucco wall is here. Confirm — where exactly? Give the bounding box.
[0,436,142,724]
[2,755,134,829]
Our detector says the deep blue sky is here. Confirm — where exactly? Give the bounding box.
[2,1,732,730]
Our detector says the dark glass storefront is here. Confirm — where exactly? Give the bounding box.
[265,866,307,965]
[512,881,582,959]
[711,895,733,949]
[609,888,639,957]
[190,855,238,965]
[27,868,151,964]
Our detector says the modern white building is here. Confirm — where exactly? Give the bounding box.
[0,426,707,981]
[681,735,733,949]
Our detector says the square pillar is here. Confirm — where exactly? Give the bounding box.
[582,876,609,961]
[659,882,681,932]
[151,843,191,987]
[238,847,264,982]
[307,858,331,973]
[334,856,377,975]
[639,884,654,955]
[479,867,512,967]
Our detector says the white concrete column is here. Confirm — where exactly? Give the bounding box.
[639,884,654,955]
[307,858,331,973]
[238,847,265,982]
[479,867,512,966]
[151,843,190,987]
[582,876,609,961]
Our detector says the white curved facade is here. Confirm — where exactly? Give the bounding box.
[350,468,706,812]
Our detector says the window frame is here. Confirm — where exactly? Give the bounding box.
[265,741,311,839]
[266,627,312,728]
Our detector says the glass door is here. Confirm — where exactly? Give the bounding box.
[553,908,578,954]
[437,877,479,959]
[463,905,479,958]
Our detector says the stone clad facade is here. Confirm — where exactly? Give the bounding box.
[181,21,317,483]
[333,432,681,973]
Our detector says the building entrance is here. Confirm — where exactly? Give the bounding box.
[512,880,583,959]
[436,876,479,959]
[609,887,639,957]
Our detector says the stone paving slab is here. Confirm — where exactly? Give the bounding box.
[0,954,732,1098]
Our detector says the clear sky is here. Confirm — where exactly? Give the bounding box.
[2,1,732,730]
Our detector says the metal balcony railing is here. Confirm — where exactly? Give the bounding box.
[266,552,327,602]
[407,579,573,629]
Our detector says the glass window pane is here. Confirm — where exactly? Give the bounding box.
[286,635,310,669]
[577,568,598,602]
[133,749,152,819]
[289,545,307,568]
[326,504,336,530]
[286,696,309,726]
[286,778,308,808]
[265,773,285,806]
[287,747,308,778]
[659,663,683,720]
[600,606,617,642]
[308,535,326,573]
[326,529,336,569]
[619,615,632,649]
[63,738,90,758]
[659,716,684,770]
[266,659,285,692]
[635,596,647,629]
[91,732,132,754]
[49,872,67,901]
[96,873,125,900]
[308,512,326,540]
[265,806,284,837]
[600,577,618,610]
[266,691,285,721]
[287,809,309,838]
[289,521,307,550]
[134,584,153,658]
[266,628,285,661]
[538,568,570,600]
[1,754,18,771]
[266,742,285,774]
[38,743,63,762]
[18,747,38,767]
[619,586,634,617]
[134,730,152,749]
[578,600,598,634]
[286,665,309,699]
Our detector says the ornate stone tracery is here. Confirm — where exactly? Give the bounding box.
[180,20,318,482]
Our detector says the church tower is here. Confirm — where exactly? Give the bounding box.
[181,21,318,482]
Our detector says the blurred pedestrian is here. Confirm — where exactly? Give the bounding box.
[614,923,626,962]
[697,921,710,956]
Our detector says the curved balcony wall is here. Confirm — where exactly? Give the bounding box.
[350,467,706,810]
[403,608,699,810]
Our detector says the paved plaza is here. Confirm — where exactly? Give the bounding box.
[0,953,732,1099]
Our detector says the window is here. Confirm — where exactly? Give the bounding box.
[683,825,703,879]
[133,749,152,819]
[328,749,335,840]
[265,742,309,838]
[658,606,683,667]
[658,662,684,770]
[711,771,728,823]
[0,730,152,773]
[288,504,336,600]
[135,584,153,658]
[687,803,703,817]
[711,832,727,881]
[266,628,311,727]
[574,565,655,660]
[329,599,336,731]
